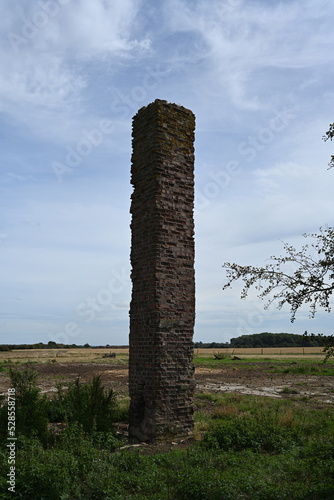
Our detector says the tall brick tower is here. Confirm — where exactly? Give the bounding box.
[129,99,196,442]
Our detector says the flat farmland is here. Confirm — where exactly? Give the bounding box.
[0,348,130,364]
[0,346,325,365]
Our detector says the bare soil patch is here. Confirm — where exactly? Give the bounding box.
[195,364,334,404]
[0,362,129,396]
[0,359,333,404]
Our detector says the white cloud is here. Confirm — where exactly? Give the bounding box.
[4,0,149,57]
[61,0,150,57]
[0,0,150,137]
[163,0,334,110]
[0,52,85,109]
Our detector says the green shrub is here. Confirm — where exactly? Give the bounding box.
[46,383,68,423]
[202,413,300,453]
[280,387,300,395]
[9,366,38,392]
[0,369,121,450]
[0,367,50,445]
[47,375,118,434]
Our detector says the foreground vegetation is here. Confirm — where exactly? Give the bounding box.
[0,364,334,499]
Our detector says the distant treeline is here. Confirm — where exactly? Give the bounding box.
[194,342,230,349]
[1,333,326,352]
[194,332,325,349]
[230,332,324,348]
[0,342,128,352]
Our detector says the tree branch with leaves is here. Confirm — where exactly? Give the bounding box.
[223,228,334,361]
[223,228,334,321]
[323,122,334,169]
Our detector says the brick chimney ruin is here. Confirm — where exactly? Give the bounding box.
[129,99,196,442]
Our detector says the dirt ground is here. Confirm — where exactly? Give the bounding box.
[1,360,333,405]
[195,365,334,405]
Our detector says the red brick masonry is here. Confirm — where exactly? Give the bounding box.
[129,99,196,442]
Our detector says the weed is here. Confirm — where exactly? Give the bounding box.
[278,409,296,427]
[280,387,300,395]
[196,393,217,402]
[211,405,239,419]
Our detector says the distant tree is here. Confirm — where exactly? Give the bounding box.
[48,341,58,349]
[0,345,11,351]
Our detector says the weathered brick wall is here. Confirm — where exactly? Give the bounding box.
[129,99,196,442]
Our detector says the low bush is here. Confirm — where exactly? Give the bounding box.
[0,368,122,448]
[202,409,301,453]
[0,367,50,445]
[47,375,118,434]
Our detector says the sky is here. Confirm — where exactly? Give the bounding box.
[1,0,334,346]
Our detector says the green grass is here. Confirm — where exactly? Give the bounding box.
[193,356,334,383]
[270,363,334,376]
[1,392,333,499]
[193,356,252,368]
[193,355,334,369]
